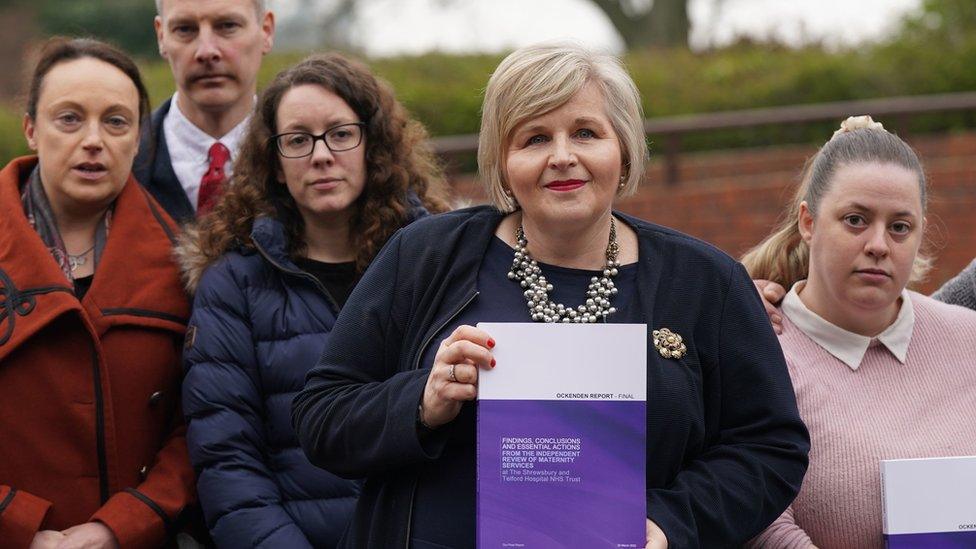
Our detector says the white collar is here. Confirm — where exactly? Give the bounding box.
[782,280,915,371]
[167,93,251,163]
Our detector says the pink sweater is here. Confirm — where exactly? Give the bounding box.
[750,292,976,549]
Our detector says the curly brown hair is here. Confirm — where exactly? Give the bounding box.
[186,53,450,279]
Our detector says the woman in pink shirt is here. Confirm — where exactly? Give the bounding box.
[743,116,976,548]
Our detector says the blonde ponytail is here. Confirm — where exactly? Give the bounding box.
[742,115,932,288]
[741,161,812,289]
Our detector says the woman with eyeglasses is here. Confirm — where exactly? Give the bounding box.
[178,53,449,548]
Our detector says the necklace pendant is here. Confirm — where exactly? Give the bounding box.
[69,255,87,272]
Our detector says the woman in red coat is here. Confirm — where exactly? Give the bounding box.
[0,38,194,548]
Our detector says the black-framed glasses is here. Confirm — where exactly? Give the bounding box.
[271,122,366,158]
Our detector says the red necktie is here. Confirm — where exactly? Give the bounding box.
[197,142,231,217]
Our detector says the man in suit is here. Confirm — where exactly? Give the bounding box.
[135,0,275,223]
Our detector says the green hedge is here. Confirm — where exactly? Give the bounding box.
[137,51,501,138]
[0,108,29,161]
[4,34,976,165]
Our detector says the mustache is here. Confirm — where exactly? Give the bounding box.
[186,70,238,84]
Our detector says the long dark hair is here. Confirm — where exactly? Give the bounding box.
[189,53,450,276]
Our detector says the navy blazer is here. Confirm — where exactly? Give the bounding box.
[134,98,196,224]
[293,206,811,549]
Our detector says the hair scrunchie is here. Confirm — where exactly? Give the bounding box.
[832,115,885,139]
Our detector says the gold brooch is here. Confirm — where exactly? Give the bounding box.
[652,328,687,359]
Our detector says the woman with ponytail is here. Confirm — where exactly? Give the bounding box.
[745,117,976,549]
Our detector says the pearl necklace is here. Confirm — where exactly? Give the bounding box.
[507,219,620,323]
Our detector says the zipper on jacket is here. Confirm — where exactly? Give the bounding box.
[404,289,479,548]
[91,344,109,503]
[411,290,480,371]
[403,476,421,549]
[252,241,343,314]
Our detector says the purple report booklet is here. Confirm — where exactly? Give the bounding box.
[476,322,647,548]
[881,455,976,548]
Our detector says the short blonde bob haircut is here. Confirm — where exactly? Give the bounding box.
[478,42,648,212]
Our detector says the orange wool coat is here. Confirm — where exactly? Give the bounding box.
[0,157,194,548]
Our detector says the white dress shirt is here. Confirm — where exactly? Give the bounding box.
[782,280,915,371]
[163,93,250,209]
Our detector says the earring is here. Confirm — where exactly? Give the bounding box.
[618,175,626,190]
[503,188,519,209]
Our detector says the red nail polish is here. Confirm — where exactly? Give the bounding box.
[491,358,496,368]
[487,338,496,349]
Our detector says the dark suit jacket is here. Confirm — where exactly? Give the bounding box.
[293,206,811,549]
[134,98,196,224]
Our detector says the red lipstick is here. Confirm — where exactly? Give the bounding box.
[545,179,586,192]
